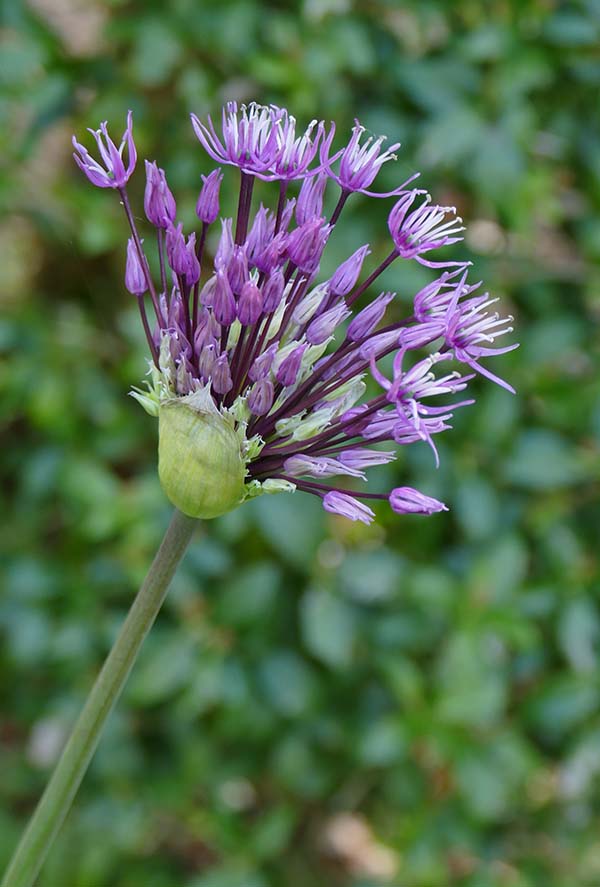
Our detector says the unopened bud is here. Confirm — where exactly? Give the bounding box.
[144,161,176,229]
[125,238,147,295]
[196,169,223,224]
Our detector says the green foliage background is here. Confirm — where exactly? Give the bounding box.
[1,1,599,885]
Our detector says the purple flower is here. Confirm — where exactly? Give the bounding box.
[144,161,176,228]
[191,103,333,182]
[246,205,271,258]
[264,113,328,181]
[194,309,220,351]
[388,191,465,267]
[237,280,263,325]
[275,343,307,387]
[212,353,233,394]
[262,270,285,313]
[72,111,136,189]
[321,119,418,198]
[444,290,518,392]
[74,101,516,525]
[125,238,147,295]
[227,245,249,293]
[184,233,201,287]
[286,218,330,274]
[198,342,217,381]
[213,269,237,325]
[190,102,282,176]
[305,302,350,345]
[323,491,375,524]
[214,219,234,270]
[338,448,396,469]
[347,291,395,341]
[196,169,223,224]
[248,379,274,415]
[249,344,278,382]
[254,231,288,275]
[329,245,371,297]
[389,487,448,515]
[296,173,328,226]
[164,224,200,288]
[165,223,188,276]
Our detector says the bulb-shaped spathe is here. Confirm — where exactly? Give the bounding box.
[158,387,246,519]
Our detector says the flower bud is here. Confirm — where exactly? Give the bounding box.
[323,491,375,524]
[165,222,188,276]
[248,378,274,415]
[262,269,285,313]
[286,218,329,274]
[330,244,370,296]
[215,218,234,270]
[249,343,278,382]
[347,291,395,341]
[246,204,272,264]
[198,341,217,380]
[158,387,245,519]
[389,487,448,515]
[184,232,201,287]
[194,308,220,351]
[227,244,249,293]
[292,283,328,326]
[144,161,176,228]
[199,274,217,308]
[254,231,288,274]
[237,280,263,325]
[296,172,327,226]
[211,353,233,394]
[213,269,237,325]
[306,302,350,345]
[276,343,307,387]
[125,238,147,295]
[196,169,223,224]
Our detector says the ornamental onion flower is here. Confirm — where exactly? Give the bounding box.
[73,103,516,524]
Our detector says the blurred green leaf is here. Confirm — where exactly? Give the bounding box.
[300,589,357,668]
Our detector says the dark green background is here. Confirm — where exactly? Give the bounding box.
[1,1,599,885]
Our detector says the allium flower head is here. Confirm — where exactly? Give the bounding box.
[73,104,517,523]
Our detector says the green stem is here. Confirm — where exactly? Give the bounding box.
[2,509,197,887]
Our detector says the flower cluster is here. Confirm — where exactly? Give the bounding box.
[73,101,516,524]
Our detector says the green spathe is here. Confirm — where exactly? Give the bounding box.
[158,387,246,519]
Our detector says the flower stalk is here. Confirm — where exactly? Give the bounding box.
[1,509,197,887]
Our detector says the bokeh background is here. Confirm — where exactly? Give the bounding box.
[1,1,600,885]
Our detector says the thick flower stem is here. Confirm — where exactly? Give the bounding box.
[1,509,197,887]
